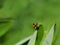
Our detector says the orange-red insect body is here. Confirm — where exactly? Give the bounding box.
[33,23,39,30]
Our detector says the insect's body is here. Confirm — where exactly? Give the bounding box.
[33,23,39,30]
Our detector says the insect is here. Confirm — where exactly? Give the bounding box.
[33,23,40,30]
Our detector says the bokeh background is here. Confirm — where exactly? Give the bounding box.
[0,0,60,45]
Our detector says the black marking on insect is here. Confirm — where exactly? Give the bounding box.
[33,23,40,30]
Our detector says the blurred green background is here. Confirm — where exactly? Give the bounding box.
[0,0,60,45]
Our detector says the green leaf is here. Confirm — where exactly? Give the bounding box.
[40,24,55,45]
[15,35,32,45]
[0,20,14,37]
[28,30,37,45]
[15,30,37,45]
[35,24,44,45]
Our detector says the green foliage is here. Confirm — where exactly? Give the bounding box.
[0,0,60,45]
[40,24,55,45]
